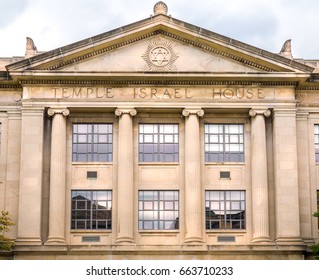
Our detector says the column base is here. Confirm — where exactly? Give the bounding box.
[45,237,66,245]
[115,236,136,245]
[184,236,204,244]
[15,237,43,246]
[251,236,271,243]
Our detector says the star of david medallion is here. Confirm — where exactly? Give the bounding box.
[142,41,178,71]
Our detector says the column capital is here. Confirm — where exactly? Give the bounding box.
[115,108,137,117]
[182,108,204,117]
[47,108,70,117]
[249,109,271,118]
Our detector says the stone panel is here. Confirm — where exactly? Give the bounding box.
[72,165,113,188]
[204,165,245,188]
[138,165,180,188]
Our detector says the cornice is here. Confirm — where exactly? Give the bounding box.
[43,30,276,72]
[17,79,299,87]
[0,84,22,89]
[296,86,319,91]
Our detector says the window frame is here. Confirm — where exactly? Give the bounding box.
[204,123,245,163]
[205,190,246,230]
[138,123,179,163]
[138,190,179,230]
[71,190,112,230]
[72,123,113,162]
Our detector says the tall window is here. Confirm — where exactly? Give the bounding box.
[315,125,319,162]
[139,124,179,162]
[71,190,112,230]
[138,190,179,230]
[205,124,244,162]
[205,190,246,230]
[72,124,112,162]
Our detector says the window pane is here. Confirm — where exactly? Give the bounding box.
[139,124,179,162]
[205,124,244,163]
[139,190,179,230]
[72,124,113,162]
[71,190,112,230]
[205,190,246,230]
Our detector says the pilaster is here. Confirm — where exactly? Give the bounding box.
[182,108,204,244]
[16,107,44,245]
[296,112,314,244]
[272,108,303,244]
[4,110,21,240]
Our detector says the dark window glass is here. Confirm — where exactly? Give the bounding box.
[71,190,112,230]
[205,190,246,230]
[72,124,112,162]
[138,190,179,230]
[314,125,319,162]
[205,124,244,162]
[139,124,179,162]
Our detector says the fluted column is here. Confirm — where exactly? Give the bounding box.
[249,109,271,243]
[115,108,137,244]
[182,108,204,244]
[46,108,69,244]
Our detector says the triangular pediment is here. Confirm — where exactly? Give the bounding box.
[6,14,314,76]
[57,34,262,73]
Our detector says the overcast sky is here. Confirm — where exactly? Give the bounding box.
[0,0,318,59]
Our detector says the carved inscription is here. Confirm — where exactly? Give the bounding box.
[35,87,275,100]
[52,87,114,99]
[133,88,193,99]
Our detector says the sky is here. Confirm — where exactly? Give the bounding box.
[0,0,318,59]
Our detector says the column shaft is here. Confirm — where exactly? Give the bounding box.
[183,108,204,244]
[46,108,69,244]
[115,108,136,244]
[250,109,271,243]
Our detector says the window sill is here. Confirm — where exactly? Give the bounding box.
[71,162,113,166]
[206,230,247,234]
[70,230,112,234]
[138,162,180,166]
[139,230,180,235]
[205,162,245,166]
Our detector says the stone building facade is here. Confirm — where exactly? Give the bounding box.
[0,2,319,259]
